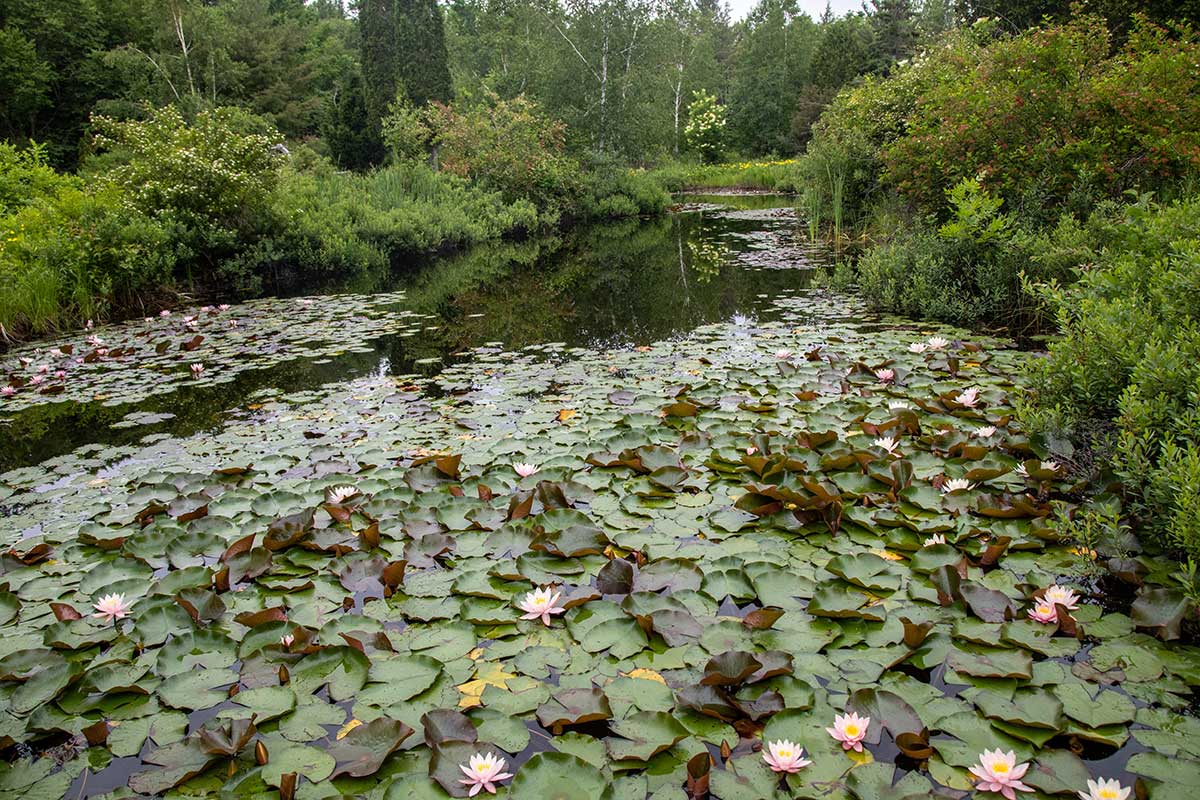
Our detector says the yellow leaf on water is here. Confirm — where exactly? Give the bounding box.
[336,719,363,740]
[622,668,667,685]
[456,662,517,709]
[846,748,874,765]
[871,549,905,562]
[556,409,577,422]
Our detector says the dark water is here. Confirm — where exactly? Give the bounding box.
[2,195,831,471]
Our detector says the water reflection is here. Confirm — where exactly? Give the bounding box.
[2,195,828,471]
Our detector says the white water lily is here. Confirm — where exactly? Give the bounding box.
[1078,777,1130,800]
[888,400,909,411]
[872,435,901,455]
[458,752,513,796]
[942,478,974,492]
[923,534,947,547]
[908,342,928,353]
[280,634,295,647]
[517,587,565,626]
[973,425,997,438]
[927,335,950,350]
[514,462,538,477]
[93,593,133,623]
[774,349,794,360]
[1043,584,1081,610]
[325,485,358,505]
[190,363,205,378]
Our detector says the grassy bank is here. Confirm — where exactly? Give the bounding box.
[0,107,668,343]
[645,159,798,193]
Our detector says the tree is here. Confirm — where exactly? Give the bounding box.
[360,0,401,145]
[870,0,917,71]
[396,0,454,106]
[684,89,726,163]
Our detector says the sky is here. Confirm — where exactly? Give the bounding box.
[726,0,865,22]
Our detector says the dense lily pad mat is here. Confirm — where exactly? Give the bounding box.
[0,291,1198,799]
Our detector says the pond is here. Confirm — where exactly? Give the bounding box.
[0,195,1196,800]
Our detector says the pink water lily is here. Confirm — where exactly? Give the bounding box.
[874,368,895,384]
[1,386,15,398]
[37,364,49,374]
[93,593,134,623]
[159,310,171,317]
[85,319,94,329]
[1078,777,1130,800]
[1042,585,1080,610]
[762,739,811,773]
[190,363,205,378]
[17,357,31,367]
[775,349,794,360]
[280,634,295,647]
[218,303,231,311]
[458,752,512,796]
[827,712,870,752]
[517,587,565,626]
[957,387,981,408]
[974,425,998,438]
[1028,601,1058,624]
[970,749,1032,799]
[514,462,538,477]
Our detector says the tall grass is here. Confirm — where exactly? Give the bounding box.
[803,185,822,243]
[646,160,797,192]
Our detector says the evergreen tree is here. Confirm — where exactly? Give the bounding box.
[360,0,401,144]
[869,0,917,71]
[396,0,453,107]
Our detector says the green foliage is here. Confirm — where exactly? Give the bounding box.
[91,105,284,272]
[645,159,797,191]
[1027,196,1200,559]
[395,0,453,107]
[381,97,433,163]
[884,16,1200,217]
[683,90,727,164]
[0,141,74,214]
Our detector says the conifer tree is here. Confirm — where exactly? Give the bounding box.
[360,0,400,142]
[396,0,453,107]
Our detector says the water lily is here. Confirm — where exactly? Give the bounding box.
[36,364,49,374]
[927,335,950,350]
[190,363,205,378]
[762,739,811,773]
[201,306,213,313]
[160,310,171,318]
[942,477,974,492]
[872,435,901,455]
[874,368,895,384]
[280,634,295,647]
[970,749,1032,799]
[974,425,998,438]
[458,752,513,796]
[93,593,133,623]
[888,400,909,411]
[85,319,93,329]
[1043,584,1080,610]
[29,375,43,386]
[1042,460,1060,473]
[827,712,870,752]
[218,303,231,311]
[54,370,66,380]
[908,342,928,353]
[957,387,981,408]
[517,587,565,626]
[1028,601,1058,624]
[775,349,794,360]
[1,386,14,398]
[923,534,947,547]
[325,485,358,505]
[514,462,538,477]
[17,357,31,367]
[746,445,758,455]
[1078,777,1130,800]
[48,348,63,358]
[183,315,196,323]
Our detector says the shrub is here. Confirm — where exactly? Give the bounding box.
[0,141,74,214]
[1027,196,1200,559]
[684,90,728,165]
[425,93,583,218]
[884,16,1200,219]
[91,105,286,274]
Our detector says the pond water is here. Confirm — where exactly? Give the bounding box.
[0,195,1196,800]
[1,194,830,472]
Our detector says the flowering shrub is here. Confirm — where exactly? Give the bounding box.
[684,90,728,165]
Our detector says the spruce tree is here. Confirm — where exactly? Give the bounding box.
[395,0,453,107]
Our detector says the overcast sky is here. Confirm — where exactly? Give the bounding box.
[726,0,865,22]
